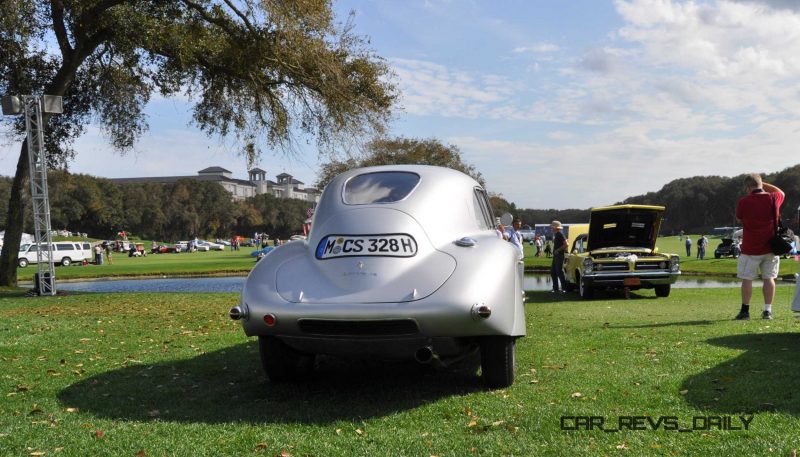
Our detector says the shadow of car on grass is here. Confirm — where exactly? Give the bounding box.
[681,333,800,415]
[58,341,483,425]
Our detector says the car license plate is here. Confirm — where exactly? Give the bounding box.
[623,277,641,286]
[316,234,418,259]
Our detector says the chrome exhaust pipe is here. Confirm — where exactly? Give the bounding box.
[229,305,247,321]
[415,346,434,364]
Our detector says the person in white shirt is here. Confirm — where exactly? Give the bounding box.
[507,218,524,260]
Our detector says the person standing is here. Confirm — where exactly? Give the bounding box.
[534,236,543,257]
[734,173,785,320]
[685,236,692,257]
[507,218,524,260]
[550,221,568,293]
[697,235,707,260]
[94,244,103,265]
[496,223,509,240]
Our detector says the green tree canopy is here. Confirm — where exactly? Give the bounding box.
[316,136,485,188]
[0,0,397,286]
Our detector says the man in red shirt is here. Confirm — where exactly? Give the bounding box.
[734,173,784,320]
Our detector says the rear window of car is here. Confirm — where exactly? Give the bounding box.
[343,171,420,205]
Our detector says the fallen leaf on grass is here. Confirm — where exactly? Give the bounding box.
[616,442,629,450]
[65,408,78,413]
[571,392,583,398]
[94,430,105,439]
[29,452,45,456]
[253,443,268,450]
[355,428,364,436]
[679,390,688,395]
[135,450,146,457]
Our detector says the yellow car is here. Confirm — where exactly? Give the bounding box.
[563,204,680,299]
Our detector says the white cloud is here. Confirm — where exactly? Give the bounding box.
[513,42,560,53]
[391,58,519,118]
[452,130,800,209]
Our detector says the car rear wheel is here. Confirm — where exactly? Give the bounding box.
[61,257,71,267]
[655,284,671,297]
[258,336,315,383]
[18,258,28,268]
[480,336,515,388]
[578,273,593,299]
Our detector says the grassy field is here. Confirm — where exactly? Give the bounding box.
[2,287,800,456]
[14,246,262,282]
[11,234,799,285]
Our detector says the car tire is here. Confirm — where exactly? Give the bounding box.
[655,284,671,297]
[714,253,721,259]
[18,258,28,268]
[480,336,515,388]
[258,336,315,383]
[578,273,593,299]
[61,257,71,267]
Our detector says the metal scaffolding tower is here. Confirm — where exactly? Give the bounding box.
[23,96,56,295]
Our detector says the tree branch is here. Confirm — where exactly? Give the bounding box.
[181,0,241,37]
[222,0,257,34]
[50,0,73,58]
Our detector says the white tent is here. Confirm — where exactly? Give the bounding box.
[0,232,35,249]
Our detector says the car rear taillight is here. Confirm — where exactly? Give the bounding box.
[263,314,277,326]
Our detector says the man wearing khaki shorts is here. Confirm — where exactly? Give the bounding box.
[734,173,784,320]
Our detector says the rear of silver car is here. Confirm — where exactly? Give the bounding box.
[232,166,525,388]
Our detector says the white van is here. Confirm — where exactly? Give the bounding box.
[18,241,91,267]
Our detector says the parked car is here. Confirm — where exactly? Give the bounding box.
[197,240,225,251]
[714,238,741,258]
[18,241,91,267]
[563,204,681,298]
[153,243,179,254]
[518,228,536,242]
[230,165,526,388]
[250,246,276,258]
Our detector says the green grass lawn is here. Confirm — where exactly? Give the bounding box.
[15,247,262,282]
[2,287,800,456]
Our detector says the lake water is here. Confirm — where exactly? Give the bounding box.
[42,274,797,293]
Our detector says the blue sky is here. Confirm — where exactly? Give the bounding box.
[2,0,800,209]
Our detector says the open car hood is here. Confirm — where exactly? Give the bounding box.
[587,205,664,251]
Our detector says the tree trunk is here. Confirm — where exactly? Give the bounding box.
[0,139,30,287]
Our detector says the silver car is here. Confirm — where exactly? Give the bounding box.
[231,165,526,388]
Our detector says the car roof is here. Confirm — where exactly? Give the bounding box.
[591,204,665,213]
[312,165,488,247]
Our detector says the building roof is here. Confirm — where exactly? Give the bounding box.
[198,166,232,174]
[112,174,255,188]
[248,167,267,173]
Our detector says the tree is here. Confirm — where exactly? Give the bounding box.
[488,194,515,220]
[0,0,397,286]
[316,137,484,188]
